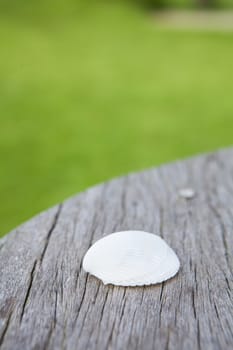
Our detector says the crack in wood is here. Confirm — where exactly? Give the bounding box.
[192,288,197,319]
[105,316,116,350]
[174,284,182,325]
[94,289,111,348]
[0,308,13,347]
[43,289,60,350]
[98,289,109,326]
[126,307,137,349]
[197,319,201,350]
[72,277,100,340]
[39,204,63,265]
[158,282,165,328]
[203,156,231,271]
[105,289,125,350]
[118,289,127,326]
[74,273,89,325]
[165,328,170,350]
[206,199,231,271]
[19,205,62,325]
[19,259,37,323]
[0,298,15,347]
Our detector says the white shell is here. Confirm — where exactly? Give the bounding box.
[83,231,180,286]
[179,188,195,199]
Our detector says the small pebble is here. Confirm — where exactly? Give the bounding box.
[179,188,196,199]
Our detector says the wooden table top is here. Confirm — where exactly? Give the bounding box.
[0,149,232,350]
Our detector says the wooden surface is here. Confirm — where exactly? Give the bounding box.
[0,149,233,350]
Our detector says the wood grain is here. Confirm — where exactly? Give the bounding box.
[0,149,232,350]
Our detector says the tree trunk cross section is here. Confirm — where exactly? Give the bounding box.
[0,149,232,350]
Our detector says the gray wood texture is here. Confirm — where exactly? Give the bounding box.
[0,149,232,350]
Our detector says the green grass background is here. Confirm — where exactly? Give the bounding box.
[0,1,233,236]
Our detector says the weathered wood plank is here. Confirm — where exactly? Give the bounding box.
[0,149,232,350]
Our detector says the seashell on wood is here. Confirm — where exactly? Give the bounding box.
[83,231,180,286]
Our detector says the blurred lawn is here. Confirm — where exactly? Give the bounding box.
[0,1,233,236]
